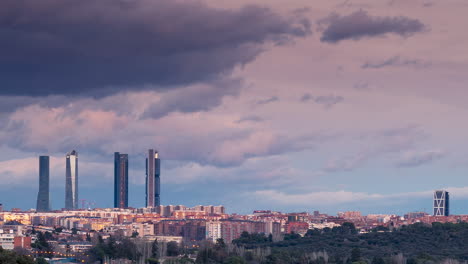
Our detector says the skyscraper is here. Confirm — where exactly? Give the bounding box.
[114,152,129,208]
[65,150,78,210]
[36,156,50,212]
[433,190,449,216]
[146,149,161,207]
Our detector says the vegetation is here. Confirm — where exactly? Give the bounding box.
[0,246,35,264]
[89,235,141,263]
[196,222,468,264]
[82,222,468,263]
[31,232,53,258]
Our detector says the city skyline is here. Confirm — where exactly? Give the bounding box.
[1,0,468,215]
[0,150,466,215]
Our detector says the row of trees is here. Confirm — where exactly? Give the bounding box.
[87,235,186,263]
[195,222,468,264]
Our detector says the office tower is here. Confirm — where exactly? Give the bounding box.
[36,156,50,212]
[146,149,161,207]
[433,190,449,216]
[0,203,3,212]
[114,152,129,208]
[65,150,79,210]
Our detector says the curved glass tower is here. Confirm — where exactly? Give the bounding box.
[65,150,78,210]
[36,156,50,212]
[146,149,161,207]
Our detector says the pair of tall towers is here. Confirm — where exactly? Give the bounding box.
[36,151,78,212]
[113,149,161,209]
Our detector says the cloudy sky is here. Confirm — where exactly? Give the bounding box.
[1,0,468,215]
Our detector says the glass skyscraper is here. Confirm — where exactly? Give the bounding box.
[65,150,78,210]
[114,152,129,208]
[36,156,50,212]
[433,190,449,216]
[146,149,161,208]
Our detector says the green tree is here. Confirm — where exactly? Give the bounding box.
[36,257,48,264]
[167,241,180,257]
[224,256,246,264]
[371,256,385,264]
[0,247,35,264]
[215,238,226,249]
[350,248,361,262]
[151,239,159,259]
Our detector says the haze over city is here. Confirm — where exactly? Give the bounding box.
[1,0,468,216]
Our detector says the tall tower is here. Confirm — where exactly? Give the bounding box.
[114,152,129,208]
[146,149,161,207]
[65,150,78,210]
[36,156,50,212]
[433,190,449,216]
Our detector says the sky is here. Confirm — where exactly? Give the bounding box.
[1,0,468,215]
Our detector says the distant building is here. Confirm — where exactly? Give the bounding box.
[206,221,222,242]
[338,211,362,219]
[146,149,161,208]
[36,156,50,212]
[0,203,3,212]
[0,230,15,250]
[65,150,79,210]
[14,236,32,249]
[114,152,129,208]
[433,190,449,216]
[404,212,428,219]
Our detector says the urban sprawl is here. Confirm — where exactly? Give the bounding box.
[0,150,461,262]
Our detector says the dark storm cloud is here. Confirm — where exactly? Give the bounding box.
[0,0,311,96]
[361,56,431,69]
[0,95,74,113]
[319,10,425,43]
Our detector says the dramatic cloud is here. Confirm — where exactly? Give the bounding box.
[362,56,431,69]
[396,150,445,168]
[319,10,425,43]
[142,79,242,119]
[0,0,311,96]
[0,100,325,167]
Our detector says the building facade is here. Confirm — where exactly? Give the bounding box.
[65,150,79,210]
[114,152,129,208]
[36,156,50,212]
[433,190,449,216]
[146,149,161,208]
